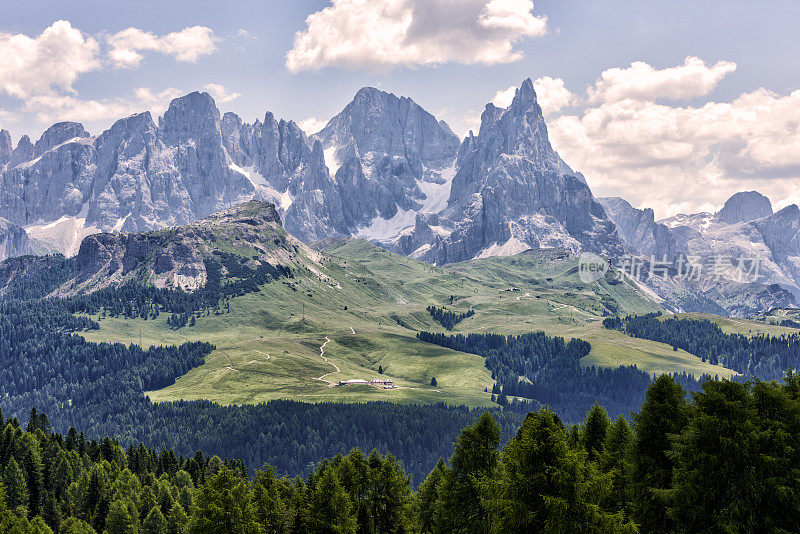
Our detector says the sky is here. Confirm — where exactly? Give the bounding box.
[1,0,799,218]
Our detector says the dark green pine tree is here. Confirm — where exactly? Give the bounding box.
[253,468,285,533]
[430,376,437,387]
[492,408,635,534]
[310,468,356,534]
[2,458,29,510]
[600,416,634,518]
[583,403,610,462]
[166,503,189,534]
[143,505,168,534]
[106,498,138,534]
[413,458,449,532]
[631,374,689,533]
[670,379,800,532]
[435,412,500,533]
[188,466,259,534]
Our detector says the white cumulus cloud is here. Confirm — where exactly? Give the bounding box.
[286,0,547,72]
[0,20,101,99]
[203,83,241,103]
[25,87,184,124]
[547,59,800,217]
[588,56,736,104]
[107,26,219,68]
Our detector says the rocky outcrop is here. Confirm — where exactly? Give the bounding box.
[8,135,33,168]
[599,197,679,258]
[0,130,11,166]
[0,92,255,251]
[0,217,32,261]
[314,86,461,233]
[399,79,623,264]
[717,191,773,224]
[33,122,90,157]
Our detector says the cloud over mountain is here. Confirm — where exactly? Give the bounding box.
[286,0,547,72]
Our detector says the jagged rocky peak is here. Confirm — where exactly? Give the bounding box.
[0,129,11,165]
[396,78,623,265]
[717,191,773,224]
[316,85,460,173]
[9,135,34,167]
[598,197,678,258]
[308,85,460,237]
[34,122,90,157]
[161,91,221,146]
[450,78,577,205]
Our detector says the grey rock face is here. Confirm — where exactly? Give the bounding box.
[0,130,11,166]
[754,204,800,283]
[314,86,461,230]
[0,217,32,261]
[0,92,255,252]
[34,122,90,157]
[9,135,33,167]
[402,79,622,264]
[599,197,679,258]
[717,191,773,224]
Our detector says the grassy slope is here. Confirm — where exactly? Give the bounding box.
[81,238,740,407]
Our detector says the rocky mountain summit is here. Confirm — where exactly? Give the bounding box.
[716,191,773,224]
[0,80,622,266]
[390,79,622,264]
[0,200,319,298]
[601,191,800,315]
[1,81,799,316]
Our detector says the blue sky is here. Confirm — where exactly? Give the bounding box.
[1,0,799,216]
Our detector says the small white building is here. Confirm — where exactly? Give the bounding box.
[338,379,370,386]
[370,378,394,386]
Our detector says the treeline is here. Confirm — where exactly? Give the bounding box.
[4,374,800,532]
[416,330,701,422]
[0,251,292,329]
[426,305,474,331]
[0,296,523,485]
[612,313,800,380]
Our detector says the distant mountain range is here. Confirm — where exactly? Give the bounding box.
[1,80,798,315]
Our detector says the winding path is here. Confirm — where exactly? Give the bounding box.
[313,336,340,387]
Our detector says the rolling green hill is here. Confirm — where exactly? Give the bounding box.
[75,209,740,406]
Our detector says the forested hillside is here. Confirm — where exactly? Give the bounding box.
[2,374,799,533]
[609,313,800,380]
[417,330,702,421]
[0,296,523,484]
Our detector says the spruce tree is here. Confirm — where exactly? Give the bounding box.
[310,468,355,534]
[631,374,689,533]
[188,466,259,534]
[3,458,29,510]
[583,403,610,462]
[166,503,189,534]
[106,499,138,534]
[142,505,167,534]
[436,412,499,533]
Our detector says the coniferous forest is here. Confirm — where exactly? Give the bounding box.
[609,313,800,380]
[0,294,525,486]
[416,330,702,421]
[2,374,800,533]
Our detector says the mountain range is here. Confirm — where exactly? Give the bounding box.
[1,80,798,315]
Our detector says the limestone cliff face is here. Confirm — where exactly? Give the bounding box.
[599,197,679,258]
[0,218,31,261]
[396,79,622,264]
[717,191,773,224]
